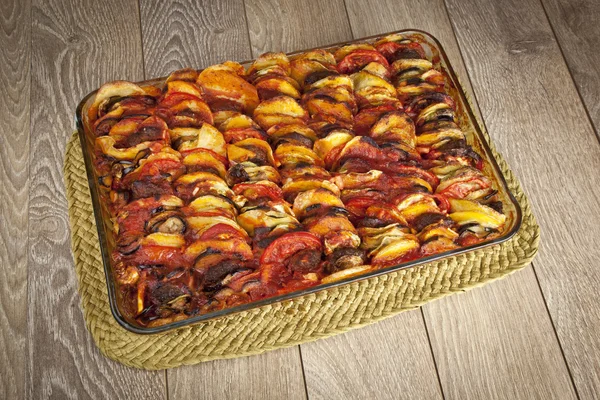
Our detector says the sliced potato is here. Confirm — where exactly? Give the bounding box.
[293,188,345,219]
[142,233,185,248]
[177,123,226,157]
[416,128,464,148]
[255,76,301,99]
[333,44,375,62]
[253,96,308,130]
[369,110,416,146]
[313,130,354,160]
[90,81,147,118]
[267,124,318,143]
[219,113,259,131]
[197,65,259,114]
[236,209,299,236]
[274,143,322,167]
[165,68,199,83]
[96,136,153,161]
[188,194,237,216]
[305,215,356,238]
[248,52,291,76]
[163,80,203,98]
[448,198,505,228]
[321,265,372,284]
[227,138,277,167]
[370,236,420,264]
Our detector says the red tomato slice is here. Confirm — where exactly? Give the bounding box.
[437,179,489,200]
[337,50,390,75]
[158,92,203,108]
[365,204,406,224]
[375,41,425,62]
[120,245,188,267]
[323,143,346,169]
[223,128,266,143]
[433,194,450,213]
[199,223,246,241]
[344,195,382,218]
[233,182,283,202]
[260,232,322,265]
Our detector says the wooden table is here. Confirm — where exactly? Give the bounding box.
[2,0,599,398]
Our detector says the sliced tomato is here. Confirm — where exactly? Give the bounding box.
[260,232,322,265]
[259,262,290,287]
[158,92,203,108]
[365,204,407,224]
[334,137,385,169]
[375,41,425,62]
[280,278,320,293]
[323,143,346,169]
[199,223,246,241]
[233,182,283,202]
[433,194,450,213]
[337,50,390,75]
[223,128,267,143]
[118,245,188,267]
[437,179,489,199]
[343,195,382,218]
[226,270,261,292]
[475,158,485,170]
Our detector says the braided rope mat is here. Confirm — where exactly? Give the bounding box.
[64,128,539,370]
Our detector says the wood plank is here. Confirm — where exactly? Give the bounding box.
[343,1,578,398]
[243,1,444,398]
[138,2,306,398]
[427,269,577,399]
[169,348,307,400]
[244,0,351,56]
[0,0,30,398]
[542,0,600,135]
[27,0,165,398]
[301,310,443,400]
[140,0,252,77]
[443,0,600,397]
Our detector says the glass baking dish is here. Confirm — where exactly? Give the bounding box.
[75,29,522,334]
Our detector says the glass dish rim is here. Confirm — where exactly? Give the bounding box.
[75,28,523,334]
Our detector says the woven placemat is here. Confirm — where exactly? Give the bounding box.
[64,127,539,370]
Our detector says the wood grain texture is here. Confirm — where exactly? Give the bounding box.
[138,2,306,398]
[0,0,30,398]
[542,0,600,135]
[27,0,164,398]
[169,348,307,400]
[301,310,443,400]
[244,0,352,57]
[344,0,578,398]
[140,0,252,76]
[444,0,600,397]
[428,269,577,399]
[244,1,444,398]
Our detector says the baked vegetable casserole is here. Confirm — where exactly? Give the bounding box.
[87,34,507,327]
